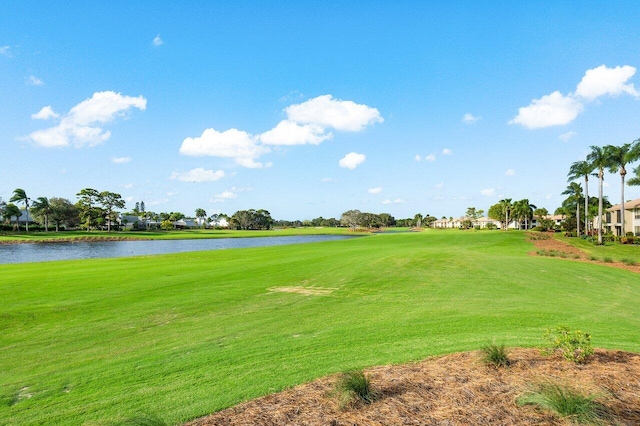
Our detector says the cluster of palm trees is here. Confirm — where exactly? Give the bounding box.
[1,188,64,232]
[567,139,640,244]
[489,198,538,230]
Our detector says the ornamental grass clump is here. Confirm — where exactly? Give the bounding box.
[517,383,607,424]
[334,369,378,408]
[543,325,594,363]
[480,342,510,368]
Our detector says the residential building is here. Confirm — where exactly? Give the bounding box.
[603,198,640,236]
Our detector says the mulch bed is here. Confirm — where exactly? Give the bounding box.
[186,348,640,425]
[527,232,640,274]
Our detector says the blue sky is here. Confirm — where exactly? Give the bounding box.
[2,2,640,221]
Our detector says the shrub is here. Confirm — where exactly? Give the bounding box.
[622,258,638,266]
[334,370,378,407]
[480,342,510,367]
[543,325,594,363]
[517,383,607,424]
[620,236,635,244]
[602,256,613,263]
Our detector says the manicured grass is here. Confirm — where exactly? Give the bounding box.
[1,230,639,425]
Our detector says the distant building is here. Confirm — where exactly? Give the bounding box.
[603,198,640,236]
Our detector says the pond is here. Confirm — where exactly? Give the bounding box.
[0,235,355,264]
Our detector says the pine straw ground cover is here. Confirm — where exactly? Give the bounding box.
[186,348,640,426]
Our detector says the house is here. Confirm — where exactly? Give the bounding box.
[603,198,640,236]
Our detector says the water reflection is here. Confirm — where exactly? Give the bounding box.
[0,235,354,264]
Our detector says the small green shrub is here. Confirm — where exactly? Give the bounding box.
[517,383,607,424]
[543,325,594,363]
[602,256,613,263]
[334,370,378,407]
[621,258,638,266]
[480,342,510,367]
[589,255,599,261]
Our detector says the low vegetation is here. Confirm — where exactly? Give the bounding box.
[333,370,377,407]
[480,342,511,367]
[543,325,594,363]
[517,383,607,424]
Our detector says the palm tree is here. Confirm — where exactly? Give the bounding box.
[568,160,594,236]
[605,140,640,236]
[498,198,512,230]
[562,182,584,235]
[31,197,52,232]
[5,203,21,231]
[9,188,30,232]
[195,208,207,228]
[586,146,611,244]
[629,163,640,186]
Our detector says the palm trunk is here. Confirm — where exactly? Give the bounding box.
[620,170,626,237]
[584,176,589,236]
[597,169,603,244]
[576,202,580,235]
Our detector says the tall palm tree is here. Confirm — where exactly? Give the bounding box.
[562,182,584,235]
[5,203,21,231]
[604,140,640,236]
[568,160,594,236]
[31,197,52,232]
[629,163,640,186]
[498,198,512,230]
[195,208,207,228]
[9,188,30,232]
[586,146,611,244]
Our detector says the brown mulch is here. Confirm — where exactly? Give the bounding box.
[528,232,640,274]
[187,348,640,426]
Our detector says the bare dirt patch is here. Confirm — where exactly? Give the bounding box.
[268,286,338,296]
[528,232,640,274]
[186,348,640,425]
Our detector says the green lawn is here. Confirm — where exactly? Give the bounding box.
[557,233,640,262]
[1,230,639,425]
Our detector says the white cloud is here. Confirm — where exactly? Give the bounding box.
[0,46,10,56]
[112,156,132,164]
[321,177,336,183]
[153,35,163,46]
[510,91,583,129]
[123,183,134,189]
[339,152,366,169]
[575,65,639,100]
[179,127,270,168]
[212,189,239,203]
[511,64,638,129]
[462,113,480,124]
[382,198,404,205]
[481,188,495,196]
[442,148,452,155]
[435,182,444,189]
[27,75,44,86]
[28,91,147,148]
[31,106,59,120]
[414,154,422,162]
[368,187,383,194]
[559,131,577,141]
[171,167,225,182]
[286,95,383,131]
[505,168,515,176]
[425,154,436,162]
[259,120,331,145]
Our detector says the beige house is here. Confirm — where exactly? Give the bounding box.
[603,198,640,236]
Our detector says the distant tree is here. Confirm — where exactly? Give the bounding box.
[195,208,207,228]
[10,188,31,232]
[49,198,79,231]
[76,188,102,230]
[561,182,583,235]
[98,191,125,232]
[378,213,396,227]
[340,210,363,230]
[5,203,21,231]
[413,213,423,228]
[0,198,6,224]
[568,160,594,236]
[31,197,52,231]
[513,199,536,230]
